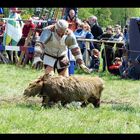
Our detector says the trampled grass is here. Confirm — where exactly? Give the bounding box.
[0,64,140,133]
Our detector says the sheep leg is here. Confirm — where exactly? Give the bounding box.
[42,96,50,108]
[61,101,67,107]
[93,99,100,108]
[81,102,88,107]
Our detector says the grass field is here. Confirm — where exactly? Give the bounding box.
[0,64,140,133]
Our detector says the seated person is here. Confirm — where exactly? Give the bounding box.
[89,49,100,72]
[121,59,138,79]
[119,46,129,78]
[108,57,122,75]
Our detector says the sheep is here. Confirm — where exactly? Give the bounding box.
[23,75,104,108]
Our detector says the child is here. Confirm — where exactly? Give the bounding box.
[89,49,100,72]
[108,57,122,75]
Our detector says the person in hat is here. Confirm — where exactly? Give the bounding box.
[17,18,36,60]
[32,19,90,77]
[17,18,36,46]
[21,18,36,40]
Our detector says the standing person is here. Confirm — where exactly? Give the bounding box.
[32,19,90,77]
[74,22,94,54]
[88,15,103,51]
[35,14,49,36]
[17,18,36,47]
[3,8,23,63]
[113,24,124,58]
[17,18,36,64]
[64,9,80,32]
[98,26,114,72]
[67,48,76,75]
[63,9,81,75]
[74,22,94,66]
[0,20,5,44]
[123,25,128,42]
[63,8,78,20]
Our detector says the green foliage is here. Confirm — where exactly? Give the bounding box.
[20,8,34,19]
[2,8,140,28]
[78,8,140,28]
[96,8,112,27]
[78,8,93,20]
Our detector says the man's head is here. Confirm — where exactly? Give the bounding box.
[88,15,97,26]
[55,19,69,37]
[114,24,121,34]
[92,49,100,58]
[69,9,76,18]
[106,26,113,34]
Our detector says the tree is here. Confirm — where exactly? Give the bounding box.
[95,8,112,27]
[78,8,112,28]
[78,8,93,20]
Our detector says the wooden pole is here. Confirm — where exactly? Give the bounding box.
[85,41,90,67]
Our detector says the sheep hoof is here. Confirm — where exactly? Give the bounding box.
[93,99,100,108]
[81,102,88,107]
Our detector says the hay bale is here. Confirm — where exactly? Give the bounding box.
[23,75,104,108]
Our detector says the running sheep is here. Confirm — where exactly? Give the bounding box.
[23,75,104,108]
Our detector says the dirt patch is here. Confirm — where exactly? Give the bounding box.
[0,96,42,105]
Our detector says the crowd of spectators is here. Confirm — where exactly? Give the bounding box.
[0,8,139,79]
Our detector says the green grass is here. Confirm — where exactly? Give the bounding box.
[0,64,140,133]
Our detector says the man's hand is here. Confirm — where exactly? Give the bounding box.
[79,64,91,74]
[32,57,43,69]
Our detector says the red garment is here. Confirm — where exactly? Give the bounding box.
[109,63,121,70]
[22,23,36,38]
[0,23,5,36]
[67,17,78,32]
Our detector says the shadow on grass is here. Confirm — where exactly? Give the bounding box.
[112,104,138,113]
[0,95,43,110]
[15,103,42,111]
[75,69,122,81]
[101,100,138,113]
[15,96,42,110]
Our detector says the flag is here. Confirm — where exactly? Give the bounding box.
[3,11,23,46]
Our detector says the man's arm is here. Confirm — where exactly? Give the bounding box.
[65,32,91,73]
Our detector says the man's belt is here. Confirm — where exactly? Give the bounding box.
[44,52,65,59]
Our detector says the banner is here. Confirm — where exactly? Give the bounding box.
[3,11,23,46]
